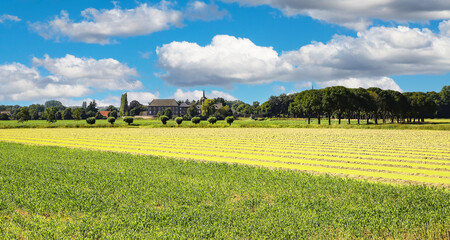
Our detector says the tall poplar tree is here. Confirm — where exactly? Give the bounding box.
[120,93,128,117]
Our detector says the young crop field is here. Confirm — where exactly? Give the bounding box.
[0,128,448,187]
[0,141,448,239]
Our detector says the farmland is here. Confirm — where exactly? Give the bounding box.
[0,141,449,239]
[0,128,448,187]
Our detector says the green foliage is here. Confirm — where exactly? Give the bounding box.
[107,117,116,125]
[62,108,72,120]
[163,108,173,119]
[72,108,82,121]
[160,115,169,125]
[225,116,234,126]
[201,99,216,117]
[95,111,103,119]
[123,116,134,125]
[16,107,30,123]
[175,117,183,126]
[109,110,118,119]
[208,116,217,124]
[120,93,128,117]
[0,113,10,120]
[187,103,199,119]
[44,107,57,123]
[0,141,448,239]
[44,100,64,110]
[86,117,96,125]
[55,111,63,120]
[191,117,201,124]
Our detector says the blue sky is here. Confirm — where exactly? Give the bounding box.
[1,0,449,106]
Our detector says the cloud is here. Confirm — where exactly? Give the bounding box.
[33,54,142,90]
[57,91,159,107]
[128,91,160,104]
[156,35,293,87]
[172,89,237,101]
[156,24,450,91]
[273,85,286,93]
[0,63,90,101]
[0,55,143,102]
[317,77,402,92]
[220,0,450,30]
[185,1,229,21]
[138,51,152,59]
[30,2,183,44]
[0,14,21,23]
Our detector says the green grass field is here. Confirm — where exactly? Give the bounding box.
[0,141,448,239]
[0,118,449,130]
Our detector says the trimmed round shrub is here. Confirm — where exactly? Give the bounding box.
[175,117,183,126]
[86,117,96,125]
[225,116,234,126]
[107,117,116,125]
[160,115,169,125]
[208,117,217,124]
[123,116,134,125]
[191,117,201,125]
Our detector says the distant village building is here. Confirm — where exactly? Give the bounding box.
[148,99,189,116]
[99,111,111,118]
[0,111,11,116]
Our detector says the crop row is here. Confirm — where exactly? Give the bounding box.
[0,128,448,186]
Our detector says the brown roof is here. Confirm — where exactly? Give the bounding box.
[99,111,110,117]
[149,99,179,107]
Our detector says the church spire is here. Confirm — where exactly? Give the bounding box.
[202,89,206,99]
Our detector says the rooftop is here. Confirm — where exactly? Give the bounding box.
[149,99,179,107]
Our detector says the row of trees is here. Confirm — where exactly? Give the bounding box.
[286,86,449,124]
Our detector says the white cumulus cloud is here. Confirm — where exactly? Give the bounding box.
[33,54,142,90]
[156,23,450,91]
[0,14,21,23]
[185,1,229,21]
[172,89,237,101]
[30,2,183,44]
[128,91,160,105]
[220,0,450,30]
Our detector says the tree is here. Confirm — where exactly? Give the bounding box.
[225,116,234,126]
[16,107,30,123]
[95,111,103,119]
[106,105,118,112]
[290,90,322,124]
[72,108,83,121]
[44,100,64,110]
[208,117,217,124]
[86,100,98,114]
[191,117,201,124]
[215,105,233,120]
[120,93,128,117]
[202,99,216,117]
[55,111,63,120]
[30,109,40,120]
[160,115,169,125]
[63,108,73,120]
[175,117,183,126]
[163,108,173,119]
[187,103,199,119]
[129,100,142,109]
[107,117,116,125]
[29,104,45,113]
[86,117,96,125]
[44,107,57,123]
[123,116,134,125]
[109,110,118,119]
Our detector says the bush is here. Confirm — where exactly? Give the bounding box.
[175,117,183,126]
[107,117,116,125]
[191,117,201,125]
[123,116,134,125]
[225,116,235,126]
[208,117,217,124]
[86,117,96,125]
[160,115,169,125]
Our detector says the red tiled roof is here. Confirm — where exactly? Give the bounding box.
[99,111,110,117]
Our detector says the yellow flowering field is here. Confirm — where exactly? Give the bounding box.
[0,128,449,187]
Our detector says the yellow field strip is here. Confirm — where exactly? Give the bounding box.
[65,135,450,160]
[2,137,449,179]
[2,137,448,185]
[10,136,449,170]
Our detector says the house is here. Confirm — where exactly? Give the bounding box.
[99,111,111,118]
[0,111,11,116]
[149,99,180,116]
